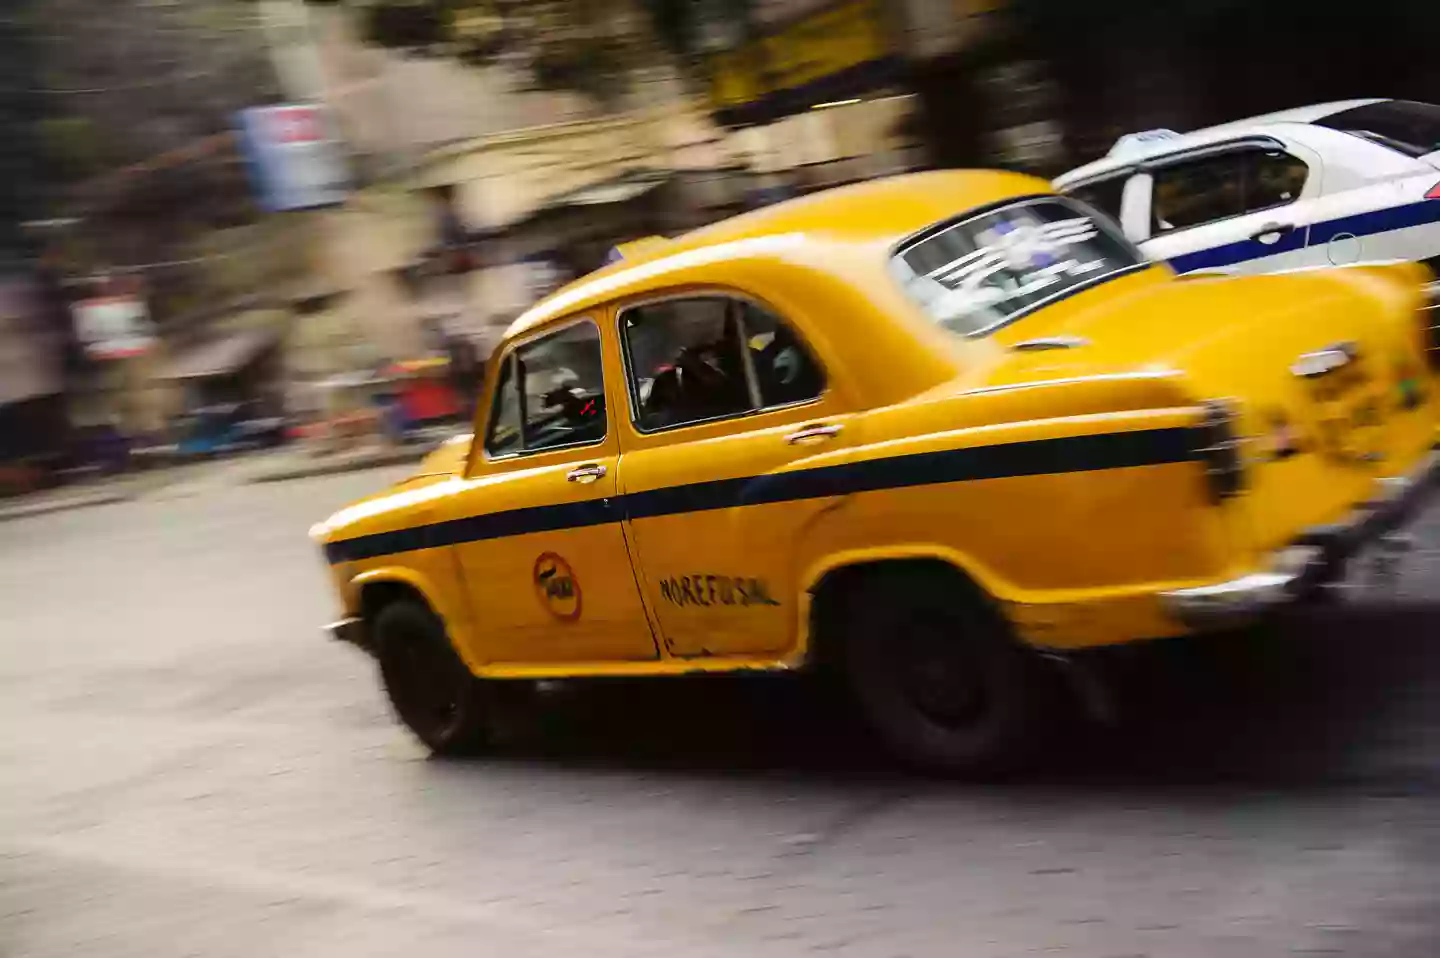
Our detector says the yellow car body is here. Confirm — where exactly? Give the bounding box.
[312,170,1439,763]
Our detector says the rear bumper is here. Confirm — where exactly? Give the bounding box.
[1160,450,1440,628]
[323,616,371,652]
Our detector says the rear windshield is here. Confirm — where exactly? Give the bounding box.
[890,197,1146,336]
[1315,100,1440,158]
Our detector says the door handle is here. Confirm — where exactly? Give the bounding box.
[784,423,843,445]
[1250,222,1295,244]
[566,464,607,484]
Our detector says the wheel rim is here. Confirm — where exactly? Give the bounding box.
[894,612,989,729]
[387,624,468,741]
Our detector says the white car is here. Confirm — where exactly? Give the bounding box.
[1054,99,1440,278]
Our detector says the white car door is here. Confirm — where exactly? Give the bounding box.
[1136,141,1328,276]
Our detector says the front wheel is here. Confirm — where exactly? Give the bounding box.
[840,570,1056,775]
[374,599,491,755]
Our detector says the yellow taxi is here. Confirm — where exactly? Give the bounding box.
[311,170,1440,772]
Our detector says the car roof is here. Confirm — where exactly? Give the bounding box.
[503,169,1052,341]
[1054,98,1389,188]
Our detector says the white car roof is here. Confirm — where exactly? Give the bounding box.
[1053,98,1389,189]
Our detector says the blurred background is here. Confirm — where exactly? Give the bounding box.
[5,6,1440,958]
[3,0,1437,494]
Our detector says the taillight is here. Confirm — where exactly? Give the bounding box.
[1427,180,1440,200]
[1423,276,1440,369]
[1195,400,1246,502]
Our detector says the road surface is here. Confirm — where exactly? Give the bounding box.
[3,466,1440,957]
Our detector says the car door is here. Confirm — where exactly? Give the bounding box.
[1137,144,1324,275]
[614,292,851,658]
[446,317,658,666]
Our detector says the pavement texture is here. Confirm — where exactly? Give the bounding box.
[245,444,439,485]
[3,467,1440,957]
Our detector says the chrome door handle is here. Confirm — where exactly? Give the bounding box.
[784,423,843,445]
[566,464,607,484]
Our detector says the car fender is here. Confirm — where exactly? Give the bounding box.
[348,564,483,673]
[794,543,1009,662]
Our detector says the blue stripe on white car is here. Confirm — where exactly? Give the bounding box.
[1169,198,1440,274]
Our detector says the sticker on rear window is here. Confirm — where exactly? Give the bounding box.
[891,198,1146,336]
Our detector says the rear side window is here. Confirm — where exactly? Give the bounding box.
[1316,100,1440,158]
[1068,176,1128,224]
[1150,148,1307,233]
[620,296,824,433]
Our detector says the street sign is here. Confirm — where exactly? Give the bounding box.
[237,104,351,212]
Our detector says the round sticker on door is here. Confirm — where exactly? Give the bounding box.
[533,552,582,621]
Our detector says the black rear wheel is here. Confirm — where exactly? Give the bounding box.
[374,599,491,755]
[840,569,1056,775]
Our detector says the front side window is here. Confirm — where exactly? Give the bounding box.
[621,296,824,432]
[485,320,606,457]
[1316,100,1440,158]
[1150,148,1308,233]
[891,197,1144,336]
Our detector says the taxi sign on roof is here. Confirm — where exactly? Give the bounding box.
[1107,129,1181,159]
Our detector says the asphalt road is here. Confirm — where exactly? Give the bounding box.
[3,466,1440,958]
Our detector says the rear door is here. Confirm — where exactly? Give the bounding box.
[614,292,852,658]
[1138,143,1324,275]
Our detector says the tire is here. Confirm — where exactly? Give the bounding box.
[839,569,1055,775]
[374,599,491,756]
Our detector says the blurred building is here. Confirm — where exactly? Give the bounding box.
[698,0,924,186]
[0,276,69,479]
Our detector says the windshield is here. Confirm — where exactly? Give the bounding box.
[1315,100,1440,158]
[890,197,1146,336]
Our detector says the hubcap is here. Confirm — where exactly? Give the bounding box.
[897,615,987,728]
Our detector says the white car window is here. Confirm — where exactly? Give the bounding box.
[1150,149,1308,234]
[1314,100,1440,159]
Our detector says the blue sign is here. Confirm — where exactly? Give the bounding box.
[237,104,350,212]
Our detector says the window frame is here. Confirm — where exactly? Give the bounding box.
[481,316,609,463]
[616,289,827,437]
[1141,144,1311,240]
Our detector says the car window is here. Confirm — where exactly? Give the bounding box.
[740,302,824,408]
[621,296,822,432]
[485,354,523,456]
[1151,149,1307,233]
[485,320,606,457]
[1068,176,1127,223]
[1315,100,1440,158]
[891,197,1145,336]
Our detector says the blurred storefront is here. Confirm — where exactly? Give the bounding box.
[0,275,69,487]
[405,104,738,352]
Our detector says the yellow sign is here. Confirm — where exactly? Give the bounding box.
[708,0,891,112]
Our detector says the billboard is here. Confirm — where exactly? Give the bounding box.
[238,103,351,212]
[72,294,155,361]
